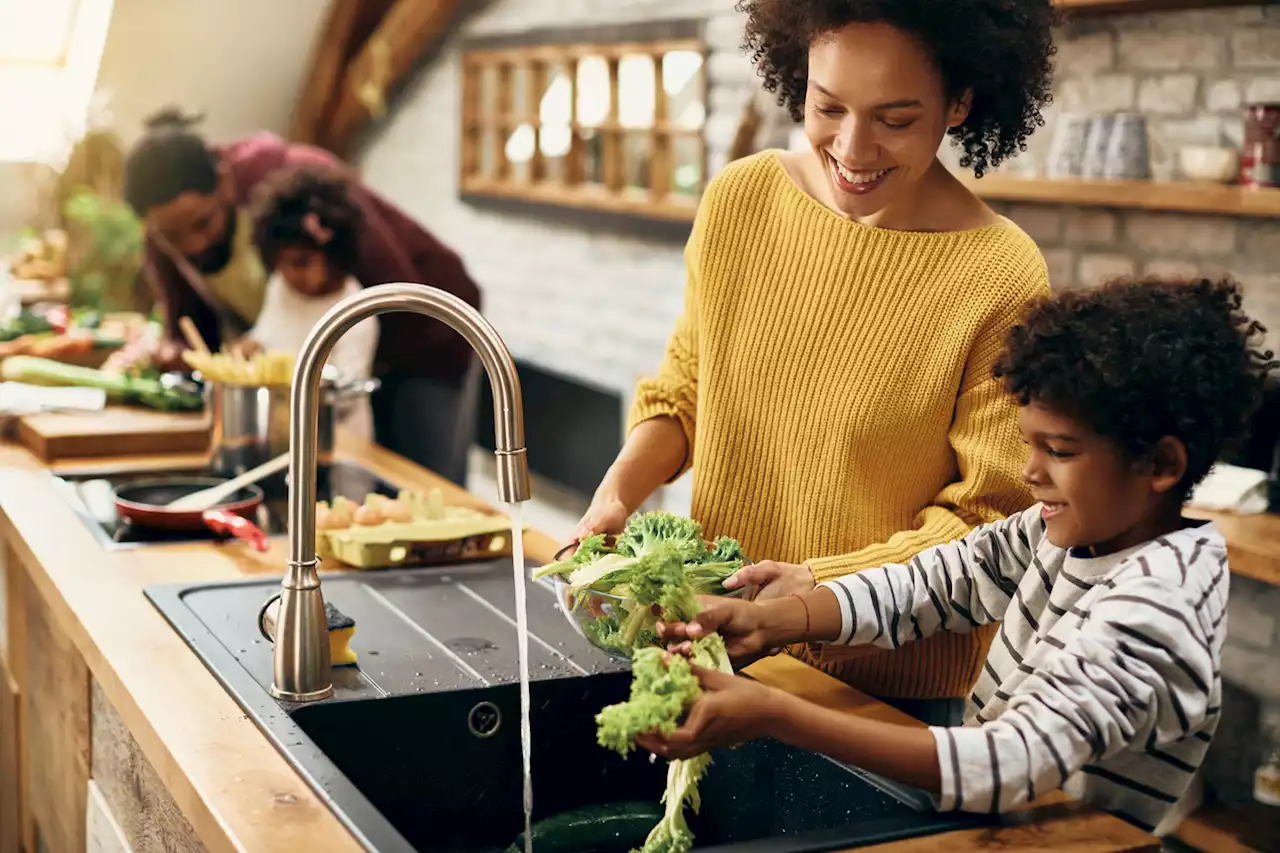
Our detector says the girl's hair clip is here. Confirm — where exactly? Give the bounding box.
[302,211,334,246]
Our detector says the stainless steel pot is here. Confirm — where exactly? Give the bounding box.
[206,369,379,476]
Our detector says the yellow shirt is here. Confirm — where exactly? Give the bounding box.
[203,208,267,338]
[628,151,1050,699]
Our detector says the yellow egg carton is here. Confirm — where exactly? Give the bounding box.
[315,488,524,569]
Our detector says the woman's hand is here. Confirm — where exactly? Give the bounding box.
[724,560,815,601]
[570,494,631,542]
[658,598,778,666]
[636,665,785,759]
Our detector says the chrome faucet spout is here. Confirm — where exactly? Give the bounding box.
[268,283,530,702]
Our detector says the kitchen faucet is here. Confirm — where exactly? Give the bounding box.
[266,283,531,702]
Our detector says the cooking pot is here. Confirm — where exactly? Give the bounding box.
[205,366,378,477]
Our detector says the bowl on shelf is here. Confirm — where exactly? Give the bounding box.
[545,536,750,663]
[1178,146,1240,184]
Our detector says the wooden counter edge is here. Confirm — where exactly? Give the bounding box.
[0,432,1160,853]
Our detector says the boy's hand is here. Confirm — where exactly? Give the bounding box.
[658,598,776,665]
[636,665,783,759]
[723,560,815,601]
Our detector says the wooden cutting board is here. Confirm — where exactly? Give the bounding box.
[16,406,210,462]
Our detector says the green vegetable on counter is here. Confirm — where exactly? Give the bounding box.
[0,311,54,342]
[0,355,202,411]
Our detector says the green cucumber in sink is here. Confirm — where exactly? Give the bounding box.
[506,801,663,853]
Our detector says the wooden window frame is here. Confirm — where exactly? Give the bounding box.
[459,21,707,234]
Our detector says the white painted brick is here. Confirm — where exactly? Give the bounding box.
[1245,77,1280,104]
[1118,32,1225,71]
[704,12,746,52]
[1042,247,1076,290]
[1233,29,1280,67]
[1142,259,1201,280]
[1055,31,1115,76]
[1227,578,1278,648]
[1058,75,1138,112]
[1242,221,1280,255]
[1138,75,1199,115]
[1125,212,1237,256]
[1063,209,1118,246]
[707,50,755,86]
[1206,79,1243,112]
[1078,253,1137,288]
[1005,205,1063,243]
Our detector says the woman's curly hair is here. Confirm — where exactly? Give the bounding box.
[250,166,363,275]
[994,278,1278,497]
[738,0,1058,177]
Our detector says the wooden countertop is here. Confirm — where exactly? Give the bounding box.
[1187,507,1280,587]
[0,433,1159,853]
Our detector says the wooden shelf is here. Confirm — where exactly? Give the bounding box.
[958,173,1280,219]
[1055,0,1260,15]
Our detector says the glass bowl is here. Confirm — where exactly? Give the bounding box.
[545,538,749,663]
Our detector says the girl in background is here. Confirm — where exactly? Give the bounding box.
[243,167,379,439]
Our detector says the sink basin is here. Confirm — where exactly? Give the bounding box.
[146,562,986,852]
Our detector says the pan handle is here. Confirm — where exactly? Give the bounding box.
[202,510,270,552]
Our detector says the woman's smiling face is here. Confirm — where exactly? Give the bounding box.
[804,21,969,222]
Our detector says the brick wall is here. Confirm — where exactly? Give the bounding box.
[987,6,1280,353]
[359,0,755,403]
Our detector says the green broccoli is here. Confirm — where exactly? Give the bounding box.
[707,536,745,564]
[616,511,708,564]
[596,635,732,853]
[596,647,700,757]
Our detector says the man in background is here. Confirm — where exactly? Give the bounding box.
[123,108,480,485]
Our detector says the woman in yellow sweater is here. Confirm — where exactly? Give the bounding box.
[574,0,1059,707]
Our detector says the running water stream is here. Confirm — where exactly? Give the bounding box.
[506,503,533,853]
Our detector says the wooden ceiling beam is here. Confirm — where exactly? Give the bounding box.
[289,0,390,145]
[319,0,462,157]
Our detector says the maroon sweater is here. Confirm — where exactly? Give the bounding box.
[143,132,481,385]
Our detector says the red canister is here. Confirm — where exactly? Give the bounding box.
[1243,103,1280,188]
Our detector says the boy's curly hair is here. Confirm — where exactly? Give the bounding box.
[250,166,363,275]
[738,0,1057,177]
[994,278,1278,497]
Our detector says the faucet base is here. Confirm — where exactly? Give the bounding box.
[270,684,334,702]
[270,585,334,702]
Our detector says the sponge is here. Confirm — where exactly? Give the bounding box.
[325,602,358,666]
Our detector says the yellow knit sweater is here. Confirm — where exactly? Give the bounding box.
[628,151,1050,699]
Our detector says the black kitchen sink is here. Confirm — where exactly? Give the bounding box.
[146,563,985,853]
[291,674,975,853]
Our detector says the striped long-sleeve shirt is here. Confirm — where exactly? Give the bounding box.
[821,506,1227,834]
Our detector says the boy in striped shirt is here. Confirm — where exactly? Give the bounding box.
[645,278,1276,834]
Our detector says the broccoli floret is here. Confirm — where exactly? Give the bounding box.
[597,636,732,853]
[618,544,702,646]
[596,647,701,757]
[707,535,745,564]
[617,511,708,564]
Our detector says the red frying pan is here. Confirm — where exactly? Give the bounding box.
[113,477,270,551]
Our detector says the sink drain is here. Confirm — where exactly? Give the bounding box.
[468,701,502,738]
